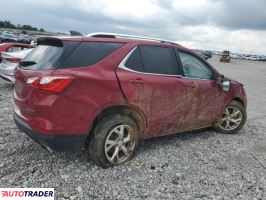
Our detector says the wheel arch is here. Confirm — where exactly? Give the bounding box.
[88,104,148,141]
[232,97,244,106]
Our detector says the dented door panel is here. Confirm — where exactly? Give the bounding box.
[115,68,187,138]
[179,78,222,131]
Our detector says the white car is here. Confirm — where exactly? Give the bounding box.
[0,48,33,83]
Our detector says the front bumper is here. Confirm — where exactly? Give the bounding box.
[13,113,88,152]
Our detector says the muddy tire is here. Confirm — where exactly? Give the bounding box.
[214,100,246,134]
[88,114,139,168]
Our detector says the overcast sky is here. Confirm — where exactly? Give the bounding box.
[1,0,266,54]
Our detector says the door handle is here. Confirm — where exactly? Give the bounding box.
[191,82,198,90]
[130,78,144,84]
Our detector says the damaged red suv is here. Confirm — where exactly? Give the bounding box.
[14,33,247,168]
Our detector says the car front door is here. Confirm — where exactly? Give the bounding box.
[176,51,222,131]
[116,45,187,138]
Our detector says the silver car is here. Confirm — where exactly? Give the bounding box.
[0,48,33,83]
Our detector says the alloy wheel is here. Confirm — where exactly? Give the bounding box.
[104,124,136,164]
[219,106,243,131]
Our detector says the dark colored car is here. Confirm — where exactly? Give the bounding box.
[1,33,18,43]
[0,43,34,62]
[204,51,212,58]
[196,50,212,60]
[13,33,247,168]
[220,50,230,63]
[17,35,32,44]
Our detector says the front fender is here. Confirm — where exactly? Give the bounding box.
[221,81,247,114]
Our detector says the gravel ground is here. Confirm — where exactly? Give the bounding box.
[0,56,266,199]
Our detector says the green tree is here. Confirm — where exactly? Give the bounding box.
[0,20,45,32]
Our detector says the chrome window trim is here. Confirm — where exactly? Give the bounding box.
[118,46,213,81]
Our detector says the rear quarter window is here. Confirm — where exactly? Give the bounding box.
[20,41,124,70]
[61,42,124,68]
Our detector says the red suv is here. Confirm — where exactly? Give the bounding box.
[14,33,247,168]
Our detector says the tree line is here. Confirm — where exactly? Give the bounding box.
[0,20,45,32]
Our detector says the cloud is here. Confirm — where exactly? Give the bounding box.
[215,0,266,30]
[0,0,265,54]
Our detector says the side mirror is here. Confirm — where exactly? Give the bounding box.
[222,81,230,92]
[216,74,230,92]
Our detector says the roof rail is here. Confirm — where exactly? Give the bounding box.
[86,32,177,45]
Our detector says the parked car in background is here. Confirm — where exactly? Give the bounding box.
[195,50,212,60]
[1,33,18,43]
[245,55,263,61]
[17,34,32,44]
[0,31,3,42]
[220,51,230,62]
[195,50,208,60]
[0,43,33,62]
[13,33,247,168]
[202,50,212,59]
[0,48,33,83]
[259,56,266,61]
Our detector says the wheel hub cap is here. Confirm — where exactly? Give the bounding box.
[218,106,243,131]
[104,124,136,164]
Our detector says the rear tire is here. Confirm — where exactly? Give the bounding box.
[214,101,246,134]
[88,114,139,168]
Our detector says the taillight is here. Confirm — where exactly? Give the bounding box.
[6,57,22,63]
[26,76,74,93]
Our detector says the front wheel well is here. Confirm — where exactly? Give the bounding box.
[232,97,244,107]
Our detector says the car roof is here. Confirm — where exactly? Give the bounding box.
[38,35,186,49]
[39,31,208,57]
[37,34,201,59]
[36,34,219,76]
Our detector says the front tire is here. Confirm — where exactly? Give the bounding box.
[88,114,139,168]
[214,101,246,134]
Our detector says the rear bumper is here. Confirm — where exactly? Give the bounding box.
[0,74,14,83]
[13,113,87,152]
[0,65,15,83]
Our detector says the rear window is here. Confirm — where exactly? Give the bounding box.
[20,41,124,70]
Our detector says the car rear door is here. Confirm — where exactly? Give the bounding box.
[176,50,222,131]
[116,45,187,138]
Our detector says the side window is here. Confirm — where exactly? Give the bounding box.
[20,46,30,50]
[7,46,22,52]
[140,46,178,75]
[124,46,178,75]
[179,52,212,80]
[125,48,143,72]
